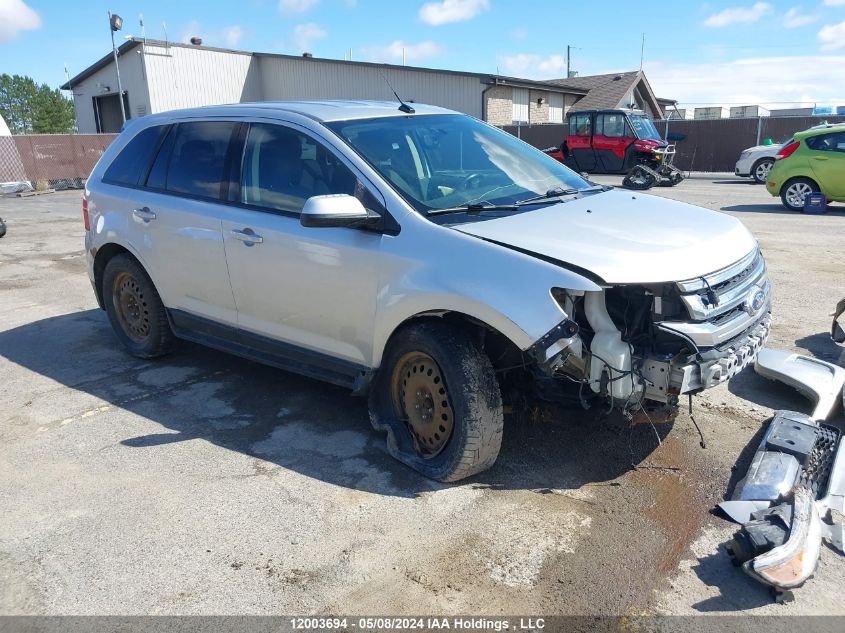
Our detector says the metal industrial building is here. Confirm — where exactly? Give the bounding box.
[62,38,674,133]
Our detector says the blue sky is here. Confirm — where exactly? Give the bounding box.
[2,0,845,109]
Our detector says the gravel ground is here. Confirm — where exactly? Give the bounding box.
[1,175,843,619]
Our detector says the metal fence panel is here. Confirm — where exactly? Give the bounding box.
[501,116,845,173]
[0,134,116,190]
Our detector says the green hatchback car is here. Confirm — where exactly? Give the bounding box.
[766,123,845,211]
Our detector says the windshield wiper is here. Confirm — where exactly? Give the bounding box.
[426,201,519,216]
[516,185,607,206]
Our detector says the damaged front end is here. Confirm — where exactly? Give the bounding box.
[532,248,771,413]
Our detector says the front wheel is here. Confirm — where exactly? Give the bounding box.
[780,177,819,211]
[622,166,656,190]
[752,158,774,184]
[369,321,504,482]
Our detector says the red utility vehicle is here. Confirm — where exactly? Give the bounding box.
[544,108,683,189]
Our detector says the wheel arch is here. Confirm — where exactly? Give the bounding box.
[376,309,526,373]
[92,243,150,310]
[780,174,819,194]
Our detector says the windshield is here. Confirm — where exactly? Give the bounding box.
[326,114,592,218]
[629,114,662,141]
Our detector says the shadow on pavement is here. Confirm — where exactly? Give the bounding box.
[0,309,672,498]
[689,548,775,612]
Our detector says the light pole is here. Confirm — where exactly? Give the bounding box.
[108,11,126,125]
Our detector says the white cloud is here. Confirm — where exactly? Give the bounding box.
[278,0,318,16]
[497,53,568,79]
[643,55,845,109]
[783,7,817,27]
[0,0,41,43]
[360,40,444,63]
[222,25,245,48]
[703,2,771,27]
[823,0,845,6]
[418,0,489,25]
[290,22,326,53]
[818,20,845,50]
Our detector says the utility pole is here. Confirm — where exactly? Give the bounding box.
[640,33,645,71]
[566,45,570,78]
[108,11,127,125]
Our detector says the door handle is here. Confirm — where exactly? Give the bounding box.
[133,207,156,221]
[230,228,263,244]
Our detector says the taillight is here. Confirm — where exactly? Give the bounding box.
[776,141,800,160]
[82,194,90,231]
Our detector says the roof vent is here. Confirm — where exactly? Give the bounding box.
[190,37,202,45]
[302,52,313,58]
[613,75,622,80]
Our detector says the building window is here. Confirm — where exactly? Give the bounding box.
[549,93,564,123]
[512,88,529,123]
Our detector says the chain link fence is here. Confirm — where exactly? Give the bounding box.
[0,134,116,194]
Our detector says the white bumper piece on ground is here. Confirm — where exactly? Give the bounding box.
[754,348,845,421]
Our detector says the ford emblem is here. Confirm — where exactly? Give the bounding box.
[745,287,766,315]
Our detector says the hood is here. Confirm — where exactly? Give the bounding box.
[452,190,757,284]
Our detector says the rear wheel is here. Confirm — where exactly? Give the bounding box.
[369,321,504,482]
[752,158,774,184]
[103,254,176,358]
[780,177,818,211]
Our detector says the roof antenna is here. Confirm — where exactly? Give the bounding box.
[380,70,415,114]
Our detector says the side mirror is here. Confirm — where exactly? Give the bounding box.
[300,194,381,229]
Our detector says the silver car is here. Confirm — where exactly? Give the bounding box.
[84,101,771,481]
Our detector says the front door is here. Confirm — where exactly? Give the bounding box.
[593,112,633,173]
[221,121,384,367]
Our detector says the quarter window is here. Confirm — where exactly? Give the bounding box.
[103,125,166,186]
[240,123,368,214]
[145,121,238,199]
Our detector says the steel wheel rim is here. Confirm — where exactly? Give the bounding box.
[391,351,454,458]
[112,271,151,342]
[786,182,812,208]
[755,161,772,181]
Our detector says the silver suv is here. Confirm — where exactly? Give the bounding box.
[85,101,771,481]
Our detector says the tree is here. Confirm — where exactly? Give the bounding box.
[0,74,76,134]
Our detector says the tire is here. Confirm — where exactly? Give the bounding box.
[102,253,176,358]
[751,158,774,185]
[622,167,656,190]
[0,217,6,238]
[368,320,504,482]
[780,177,819,212]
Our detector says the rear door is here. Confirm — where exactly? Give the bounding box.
[806,131,845,199]
[566,113,596,172]
[127,120,241,326]
[593,112,633,173]
[220,120,384,367]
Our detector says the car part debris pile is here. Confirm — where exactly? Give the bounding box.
[717,332,845,603]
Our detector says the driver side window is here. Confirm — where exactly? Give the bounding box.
[240,123,380,214]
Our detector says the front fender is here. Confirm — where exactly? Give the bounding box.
[371,222,600,366]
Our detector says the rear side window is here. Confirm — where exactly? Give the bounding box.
[103,125,166,186]
[145,121,238,199]
[596,113,630,138]
[806,132,845,152]
[569,114,591,137]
